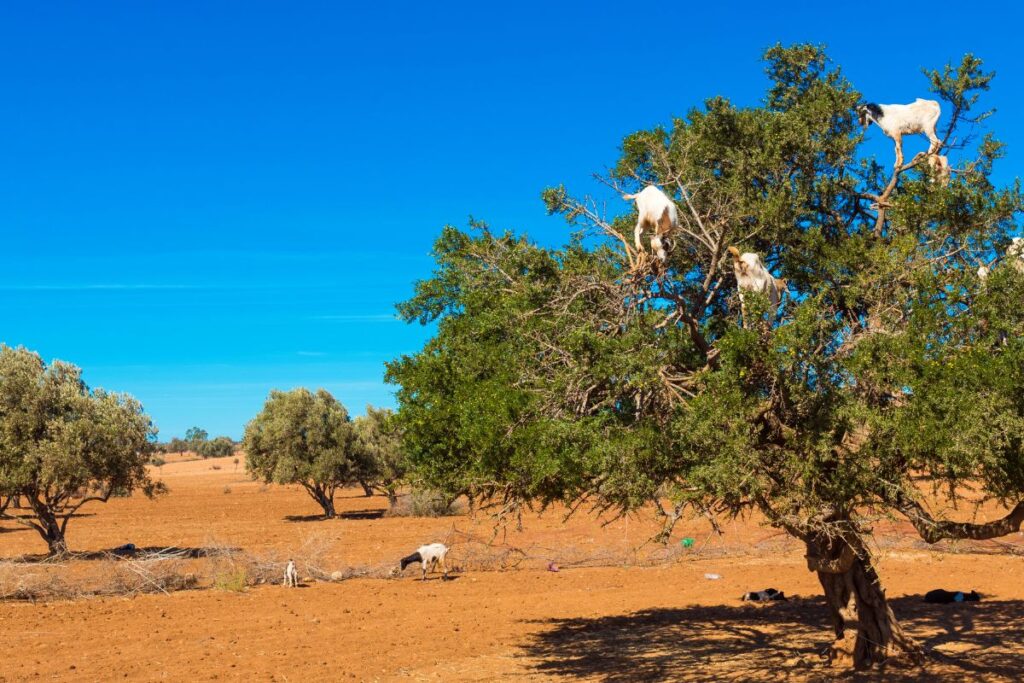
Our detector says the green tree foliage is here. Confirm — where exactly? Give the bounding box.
[0,345,163,555]
[185,426,209,453]
[242,388,359,518]
[198,436,236,458]
[165,437,189,455]
[353,405,409,510]
[387,45,1024,668]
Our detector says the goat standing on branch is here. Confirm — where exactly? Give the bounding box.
[728,246,785,324]
[399,542,450,581]
[857,99,942,167]
[622,185,679,262]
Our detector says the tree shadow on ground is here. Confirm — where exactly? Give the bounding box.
[284,509,386,522]
[7,545,242,563]
[520,596,1024,682]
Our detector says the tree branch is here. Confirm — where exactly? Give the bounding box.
[897,495,1024,544]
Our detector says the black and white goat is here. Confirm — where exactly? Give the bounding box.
[399,542,450,581]
[622,185,679,262]
[741,588,787,602]
[856,99,942,168]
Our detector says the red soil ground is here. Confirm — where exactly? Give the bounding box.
[1,455,1023,681]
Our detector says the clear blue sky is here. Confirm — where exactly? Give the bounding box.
[2,1,1021,439]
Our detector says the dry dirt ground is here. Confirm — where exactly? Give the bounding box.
[2,455,1024,681]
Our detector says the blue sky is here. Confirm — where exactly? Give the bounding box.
[2,1,1022,439]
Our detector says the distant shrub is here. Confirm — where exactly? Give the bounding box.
[198,436,236,458]
[150,456,166,468]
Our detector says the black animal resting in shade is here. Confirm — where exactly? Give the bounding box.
[924,589,980,604]
[741,588,787,602]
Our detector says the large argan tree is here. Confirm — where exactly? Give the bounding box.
[387,45,1024,668]
[243,388,360,518]
[0,345,161,555]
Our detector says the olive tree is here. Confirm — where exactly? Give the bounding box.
[387,46,1024,669]
[242,388,359,518]
[0,345,162,555]
[353,405,409,511]
[198,435,236,458]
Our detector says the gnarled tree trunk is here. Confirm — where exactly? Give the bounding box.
[807,533,922,669]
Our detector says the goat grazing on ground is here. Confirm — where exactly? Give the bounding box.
[284,559,299,587]
[728,246,785,323]
[927,154,951,186]
[856,99,942,168]
[622,185,679,262]
[399,542,450,581]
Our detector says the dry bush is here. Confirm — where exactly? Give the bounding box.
[388,490,465,518]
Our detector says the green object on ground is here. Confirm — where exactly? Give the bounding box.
[681,538,695,548]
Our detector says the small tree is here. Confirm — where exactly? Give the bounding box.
[184,426,208,454]
[166,437,189,455]
[353,405,409,511]
[242,388,359,518]
[198,436,236,458]
[0,345,163,555]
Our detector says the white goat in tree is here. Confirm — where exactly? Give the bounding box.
[622,185,679,262]
[978,237,1024,284]
[856,99,942,168]
[927,154,951,186]
[728,246,786,323]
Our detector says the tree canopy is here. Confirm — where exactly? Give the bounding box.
[387,44,1024,668]
[353,405,409,510]
[242,388,360,518]
[0,345,162,555]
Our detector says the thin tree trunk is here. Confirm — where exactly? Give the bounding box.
[808,535,923,669]
[358,480,375,497]
[31,507,69,557]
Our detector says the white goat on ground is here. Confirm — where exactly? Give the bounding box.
[284,559,299,587]
[856,99,942,168]
[399,542,450,581]
[622,185,679,262]
[728,246,785,323]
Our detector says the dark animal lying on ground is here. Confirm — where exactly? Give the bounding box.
[924,589,980,604]
[741,588,786,602]
[111,543,137,556]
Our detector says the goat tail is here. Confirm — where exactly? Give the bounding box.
[399,552,423,571]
